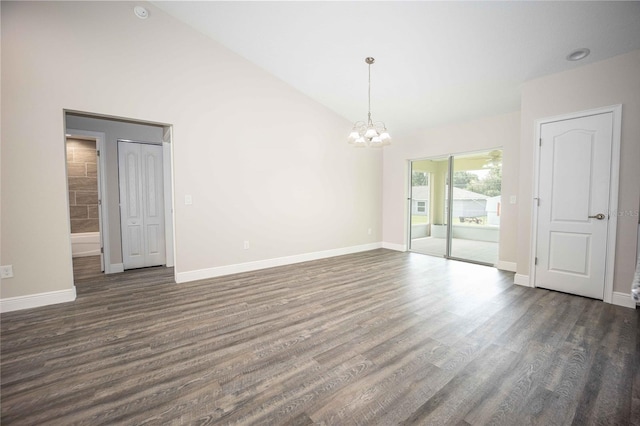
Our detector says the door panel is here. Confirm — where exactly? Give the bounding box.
[141,144,166,266]
[147,225,159,254]
[450,152,501,265]
[536,113,612,299]
[408,158,447,257]
[550,131,593,222]
[128,227,143,256]
[548,232,590,275]
[119,144,145,269]
[118,142,166,270]
[126,153,140,218]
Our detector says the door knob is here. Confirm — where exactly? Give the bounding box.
[588,213,606,220]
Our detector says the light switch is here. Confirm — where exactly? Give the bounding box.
[510,195,517,204]
[185,195,193,205]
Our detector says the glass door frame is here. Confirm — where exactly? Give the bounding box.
[407,148,502,267]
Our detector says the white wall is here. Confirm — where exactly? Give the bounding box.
[517,50,640,294]
[0,1,382,300]
[66,115,165,266]
[382,111,520,266]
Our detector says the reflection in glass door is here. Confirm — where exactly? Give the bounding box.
[409,149,502,266]
[449,151,502,264]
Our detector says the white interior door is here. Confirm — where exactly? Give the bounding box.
[118,142,166,270]
[535,112,613,299]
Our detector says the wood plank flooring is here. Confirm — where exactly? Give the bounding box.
[1,249,639,425]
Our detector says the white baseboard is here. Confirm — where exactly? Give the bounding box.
[71,232,101,258]
[611,291,637,309]
[176,243,383,284]
[0,287,77,313]
[509,280,635,308]
[514,274,531,287]
[107,263,124,274]
[497,261,517,272]
[382,242,407,252]
[73,249,101,257]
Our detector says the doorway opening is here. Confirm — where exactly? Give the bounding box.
[408,149,502,266]
[64,111,175,283]
[65,132,105,279]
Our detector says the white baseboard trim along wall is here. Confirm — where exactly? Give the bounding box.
[70,232,101,258]
[612,291,637,309]
[514,274,531,287]
[513,275,636,309]
[176,243,383,283]
[0,287,77,313]
[382,242,407,252]
[4,249,633,312]
[497,261,517,272]
[109,263,125,274]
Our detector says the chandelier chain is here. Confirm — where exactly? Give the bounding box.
[368,62,372,125]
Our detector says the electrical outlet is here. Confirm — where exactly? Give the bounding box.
[368,228,372,235]
[243,241,250,250]
[0,265,14,279]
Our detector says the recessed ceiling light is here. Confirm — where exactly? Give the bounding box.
[566,48,590,61]
[134,6,149,20]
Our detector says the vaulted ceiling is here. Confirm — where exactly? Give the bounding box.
[153,1,640,134]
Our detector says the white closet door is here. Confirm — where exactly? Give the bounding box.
[118,142,166,270]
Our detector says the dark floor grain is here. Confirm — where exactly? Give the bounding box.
[1,250,638,425]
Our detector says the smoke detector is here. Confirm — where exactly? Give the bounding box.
[566,48,590,61]
[134,6,149,20]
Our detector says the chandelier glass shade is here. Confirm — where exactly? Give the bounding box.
[348,57,391,148]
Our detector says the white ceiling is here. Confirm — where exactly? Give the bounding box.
[153,1,640,135]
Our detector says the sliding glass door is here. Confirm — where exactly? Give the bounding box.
[408,157,448,257]
[409,150,502,266]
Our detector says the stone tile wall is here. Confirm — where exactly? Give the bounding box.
[67,138,99,233]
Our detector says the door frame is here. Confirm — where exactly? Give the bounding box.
[529,104,622,303]
[66,128,111,273]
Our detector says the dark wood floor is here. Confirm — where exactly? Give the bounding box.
[1,250,638,425]
[70,255,105,281]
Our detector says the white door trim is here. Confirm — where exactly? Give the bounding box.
[66,129,112,273]
[529,105,622,303]
[163,140,175,268]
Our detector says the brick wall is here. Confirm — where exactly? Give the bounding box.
[67,138,99,233]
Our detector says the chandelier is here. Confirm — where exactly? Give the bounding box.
[347,57,391,147]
